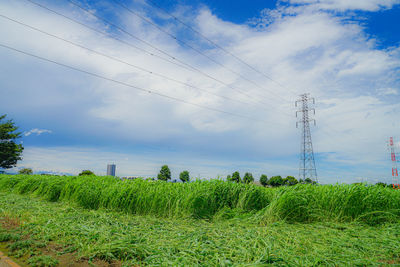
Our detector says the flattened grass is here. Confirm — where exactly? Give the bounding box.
[1,192,400,266]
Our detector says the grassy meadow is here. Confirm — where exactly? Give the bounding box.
[1,174,400,266]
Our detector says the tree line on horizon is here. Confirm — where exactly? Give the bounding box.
[1,114,398,189]
[226,171,316,187]
[9,166,400,190]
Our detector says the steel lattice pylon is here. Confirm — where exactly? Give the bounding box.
[389,137,399,188]
[296,93,317,182]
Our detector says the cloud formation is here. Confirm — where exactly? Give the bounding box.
[0,0,399,182]
[287,0,400,11]
[24,128,52,137]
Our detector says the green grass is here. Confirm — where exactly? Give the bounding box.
[1,174,400,224]
[1,192,400,266]
[27,255,58,267]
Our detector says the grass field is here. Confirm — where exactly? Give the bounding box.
[1,175,400,266]
[1,174,400,225]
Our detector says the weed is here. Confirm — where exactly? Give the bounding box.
[28,255,59,267]
[8,239,33,251]
[0,232,20,242]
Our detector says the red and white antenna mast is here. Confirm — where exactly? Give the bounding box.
[389,137,399,188]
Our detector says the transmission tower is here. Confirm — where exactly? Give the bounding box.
[296,93,318,182]
[388,137,399,188]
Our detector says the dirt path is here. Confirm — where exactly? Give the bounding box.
[0,251,20,267]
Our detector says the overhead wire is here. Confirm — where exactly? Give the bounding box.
[0,13,251,107]
[145,0,300,97]
[24,0,191,72]
[25,0,294,117]
[118,1,395,174]
[65,0,294,109]
[0,13,298,117]
[4,0,392,178]
[22,1,388,162]
[112,0,293,104]
[0,43,287,126]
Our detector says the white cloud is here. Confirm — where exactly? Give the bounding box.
[287,0,400,11]
[376,87,399,96]
[24,128,52,137]
[15,146,299,179]
[0,0,399,182]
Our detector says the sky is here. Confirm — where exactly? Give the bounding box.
[0,0,399,183]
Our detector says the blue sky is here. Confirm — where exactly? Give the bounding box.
[0,0,399,183]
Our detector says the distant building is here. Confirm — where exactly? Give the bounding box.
[107,164,116,176]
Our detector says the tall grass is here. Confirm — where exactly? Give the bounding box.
[0,174,272,219]
[1,174,399,224]
[255,184,400,225]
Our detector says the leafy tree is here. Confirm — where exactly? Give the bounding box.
[260,174,268,187]
[226,174,232,182]
[243,172,254,184]
[179,170,190,182]
[267,176,284,187]
[79,170,95,176]
[0,115,24,169]
[284,176,298,186]
[231,171,241,183]
[158,165,171,181]
[19,168,33,175]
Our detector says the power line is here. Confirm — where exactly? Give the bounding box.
[0,13,253,107]
[145,0,300,97]
[0,13,295,116]
[26,0,291,112]
[23,0,193,71]
[0,43,284,125]
[112,0,293,104]
[65,0,293,108]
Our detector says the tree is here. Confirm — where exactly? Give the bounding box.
[243,172,254,184]
[179,170,190,182]
[304,178,317,184]
[19,168,32,175]
[267,176,284,187]
[260,174,268,187]
[284,176,298,186]
[376,182,387,188]
[158,165,171,181]
[226,174,232,182]
[79,170,95,176]
[231,171,241,183]
[0,115,24,169]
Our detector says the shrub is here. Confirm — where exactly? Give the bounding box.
[79,170,94,176]
[18,168,33,175]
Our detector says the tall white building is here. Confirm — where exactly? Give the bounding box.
[107,164,116,176]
